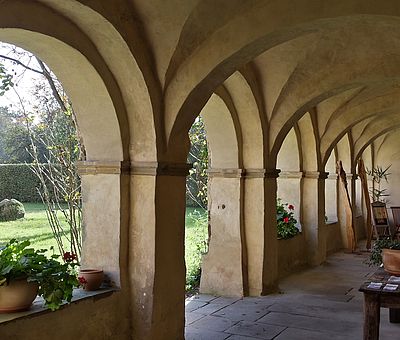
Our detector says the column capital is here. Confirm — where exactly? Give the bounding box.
[327,173,338,180]
[351,173,359,180]
[76,160,129,175]
[345,173,358,180]
[130,161,192,176]
[244,168,281,179]
[303,171,329,180]
[207,168,244,178]
[279,171,303,179]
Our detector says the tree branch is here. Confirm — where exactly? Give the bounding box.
[35,57,67,113]
[0,54,43,75]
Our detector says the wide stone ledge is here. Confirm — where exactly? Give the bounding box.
[0,287,116,325]
[76,161,128,175]
[131,161,192,176]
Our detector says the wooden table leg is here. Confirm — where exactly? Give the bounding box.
[364,293,380,340]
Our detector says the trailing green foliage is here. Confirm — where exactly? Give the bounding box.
[0,164,43,202]
[185,208,208,292]
[368,237,400,266]
[277,199,299,239]
[0,239,79,311]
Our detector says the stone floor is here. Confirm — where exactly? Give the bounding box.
[185,250,400,339]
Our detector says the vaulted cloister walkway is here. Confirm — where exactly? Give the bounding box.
[185,248,400,339]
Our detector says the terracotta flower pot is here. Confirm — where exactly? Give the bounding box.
[78,269,104,291]
[383,248,400,276]
[0,279,39,313]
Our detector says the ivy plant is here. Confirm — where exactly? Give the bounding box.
[368,237,400,266]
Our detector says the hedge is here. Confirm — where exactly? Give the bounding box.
[0,164,43,202]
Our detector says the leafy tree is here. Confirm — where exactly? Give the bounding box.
[0,43,83,259]
[0,62,13,95]
[0,106,33,163]
[187,116,209,210]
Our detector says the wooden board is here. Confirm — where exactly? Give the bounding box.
[337,160,357,252]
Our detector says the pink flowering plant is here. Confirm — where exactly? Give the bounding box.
[276,199,299,239]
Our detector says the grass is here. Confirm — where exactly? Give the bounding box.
[1,203,209,291]
[0,202,70,255]
[185,207,208,291]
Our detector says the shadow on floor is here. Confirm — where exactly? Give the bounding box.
[185,250,400,339]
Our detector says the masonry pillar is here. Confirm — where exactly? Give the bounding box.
[301,171,328,265]
[244,169,279,295]
[262,169,280,293]
[200,168,247,296]
[77,161,129,287]
[130,162,190,340]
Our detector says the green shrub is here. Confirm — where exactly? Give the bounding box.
[0,164,42,202]
[0,199,25,221]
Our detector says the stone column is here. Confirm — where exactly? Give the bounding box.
[301,171,328,265]
[129,161,190,340]
[200,168,247,296]
[77,160,129,287]
[244,169,279,295]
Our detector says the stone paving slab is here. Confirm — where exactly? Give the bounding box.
[211,297,242,305]
[192,302,230,315]
[266,299,363,322]
[185,300,208,312]
[186,312,207,325]
[185,248,400,339]
[224,321,285,339]
[212,303,272,322]
[190,315,239,332]
[188,294,219,303]
[185,327,231,340]
[225,335,260,340]
[257,311,361,336]
[273,327,356,340]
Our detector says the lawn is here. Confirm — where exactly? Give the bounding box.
[185,207,208,291]
[0,203,208,290]
[0,202,70,254]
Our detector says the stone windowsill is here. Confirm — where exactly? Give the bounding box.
[277,232,303,241]
[0,287,117,325]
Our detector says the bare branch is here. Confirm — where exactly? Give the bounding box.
[0,54,43,75]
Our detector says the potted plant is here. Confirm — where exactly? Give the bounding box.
[369,238,400,275]
[0,239,79,312]
[276,199,299,239]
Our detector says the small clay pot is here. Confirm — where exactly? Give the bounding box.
[383,249,400,276]
[78,269,104,291]
[0,279,38,313]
